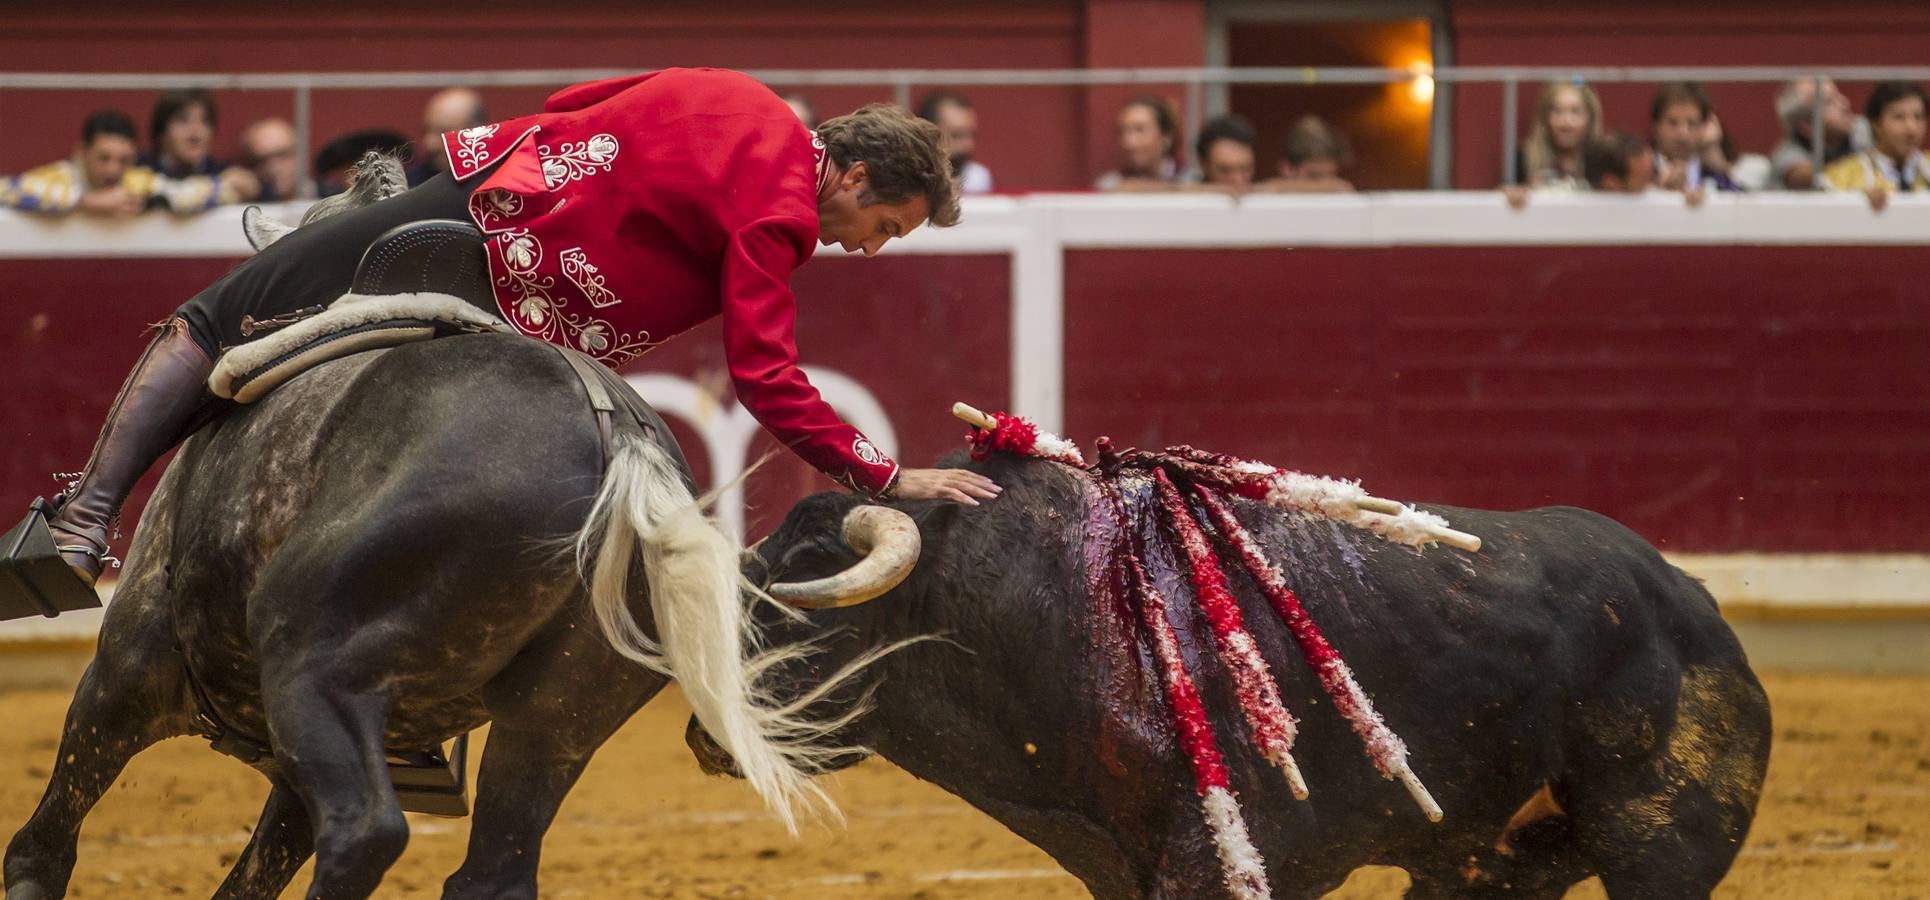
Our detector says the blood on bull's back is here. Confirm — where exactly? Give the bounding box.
[734,454,1770,899]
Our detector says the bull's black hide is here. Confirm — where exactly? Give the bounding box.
[731,452,1771,899]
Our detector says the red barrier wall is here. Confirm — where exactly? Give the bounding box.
[6,239,1928,553]
[1060,244,1930,553]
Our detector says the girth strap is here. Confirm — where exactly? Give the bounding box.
[553,345,617,467]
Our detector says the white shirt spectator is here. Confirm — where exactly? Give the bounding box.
[957,159,993,194]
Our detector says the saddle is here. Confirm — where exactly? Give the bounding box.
[207,219,511,403]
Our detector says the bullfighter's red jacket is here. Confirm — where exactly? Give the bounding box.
[442,67,898,496]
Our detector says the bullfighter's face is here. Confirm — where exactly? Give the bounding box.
[817,161,931,257]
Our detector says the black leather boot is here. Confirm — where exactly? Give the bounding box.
[47,318,214,586]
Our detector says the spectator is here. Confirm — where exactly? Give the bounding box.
[1702,113,1772,192]
[315,129,411,197]
[239,117,302,202]
[1770,77,1870,190]
[1194,113,1257,194]
[1260,115,1354,193]
[917,90,993,194]
[1823,81,1928,204]
[781,92,817,126]
[1582,131,1657,193]
[407,87,488,186]
[1095,95,1183,191]
[1651,82,1741,193]
[145,88,257,203]
[1519,80,1601,190]
[2,110,234,216]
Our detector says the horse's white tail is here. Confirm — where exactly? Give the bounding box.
[573,435,840,833]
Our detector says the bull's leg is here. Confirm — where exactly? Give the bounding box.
[258,666,407,900]
[4,600,191,900]
[442,637,670,900]
[1568,665,1769,899]
[211,784,314,900]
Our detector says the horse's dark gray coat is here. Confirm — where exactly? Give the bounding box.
[6,334,688,900]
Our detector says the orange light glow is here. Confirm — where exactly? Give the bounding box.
[1407,63,1435,105]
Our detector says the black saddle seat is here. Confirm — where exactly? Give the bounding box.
[351,219,493,309]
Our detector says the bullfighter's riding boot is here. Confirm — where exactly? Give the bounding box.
[46,317,214,587]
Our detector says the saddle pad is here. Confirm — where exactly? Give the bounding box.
[209,291,511,404]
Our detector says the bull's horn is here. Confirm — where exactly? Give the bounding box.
[767,506,921,609]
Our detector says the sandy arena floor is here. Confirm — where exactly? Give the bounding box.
[0,672,1923,899]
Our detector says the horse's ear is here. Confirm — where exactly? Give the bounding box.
[242,205,294,251]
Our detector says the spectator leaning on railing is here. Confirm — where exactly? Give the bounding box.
[1582,131,1657,193]
[917,90,992,194]
[1518,80,1602,191]
[1823,80,1929,209]
[1095,95,1184,191]
[144,88,258,205]
[1258,114,1354,194]
[2,110,239,216]
[1651,82,1741,194]
[1770,77,1869,190]
[239,118,302,203]
[1194,113,1257,194]
[407,87,488,186]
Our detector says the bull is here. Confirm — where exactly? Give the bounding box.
[695,449,1773,899]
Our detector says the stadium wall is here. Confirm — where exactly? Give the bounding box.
[2,193,1927,667]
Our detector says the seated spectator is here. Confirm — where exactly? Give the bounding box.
[1823,81,1928,204]
[917,90,993,194]
[145,88,257,203]
[315,129,411,197]
[1194,113,1257,194]
[406,87,488,186]
[1582,131,1657,193]
[1651,82,1741,192]
[1518,80,1601,190]
[146,89,221,177]
[1703,113,1772,192]
[782,92,817,126]
[1259,115,1354,193]
[2,110,236,216]
[239,117,302,202]
[1770,77,1870,190]
[1095,96,1183,191]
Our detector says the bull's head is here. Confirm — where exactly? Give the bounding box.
[689,491,961,779]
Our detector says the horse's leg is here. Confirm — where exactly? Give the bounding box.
[211,783,314,900]
[4,592,191,900]
[257,655,407,900]
[442,632,670,900]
